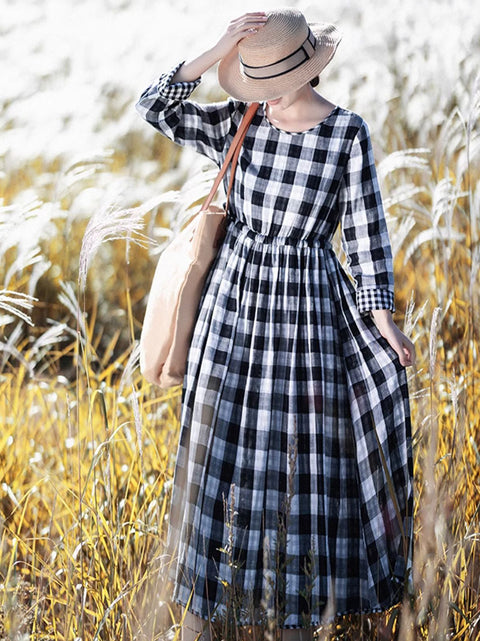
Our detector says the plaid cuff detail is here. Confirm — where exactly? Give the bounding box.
[157,61,201,101]
[356,288,395,315]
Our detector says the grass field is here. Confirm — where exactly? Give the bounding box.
[1,0,479,638]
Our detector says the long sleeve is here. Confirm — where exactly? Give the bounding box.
[134,61,243,167]
[338,120,395,315]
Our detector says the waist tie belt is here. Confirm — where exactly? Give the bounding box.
[226,212,332,249]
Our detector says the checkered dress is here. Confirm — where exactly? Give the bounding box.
[135,62,414,629]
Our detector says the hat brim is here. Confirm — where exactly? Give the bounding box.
[217,23,342,102]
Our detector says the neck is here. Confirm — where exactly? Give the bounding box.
[265,85,334,127]
[265,84,315,117]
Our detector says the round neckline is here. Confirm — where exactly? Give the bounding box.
[261,103,340,135]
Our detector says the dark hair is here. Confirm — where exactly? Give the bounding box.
[310,76,320,88]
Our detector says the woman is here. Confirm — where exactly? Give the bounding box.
[135,9,415,641]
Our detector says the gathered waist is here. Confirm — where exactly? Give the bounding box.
[226,213,332,250]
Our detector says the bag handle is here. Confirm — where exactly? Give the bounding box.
[200,102,259,212]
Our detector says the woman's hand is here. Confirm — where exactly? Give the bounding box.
[370,309,416,367]
[171,13,268,83]
[211,12,269,60]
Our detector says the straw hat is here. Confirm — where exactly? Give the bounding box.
[218,8,342,101]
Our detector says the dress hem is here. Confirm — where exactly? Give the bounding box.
[172,590,405,630]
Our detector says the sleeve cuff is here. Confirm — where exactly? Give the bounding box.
[356,288,395,315]
[157,61,201,100]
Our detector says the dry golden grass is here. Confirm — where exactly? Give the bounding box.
[0,332,183,639]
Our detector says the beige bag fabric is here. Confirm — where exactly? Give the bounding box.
[140,103,259,388]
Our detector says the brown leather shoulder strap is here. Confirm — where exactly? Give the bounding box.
[201,102,259,212]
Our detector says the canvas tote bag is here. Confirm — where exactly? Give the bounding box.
[140,102,259,388]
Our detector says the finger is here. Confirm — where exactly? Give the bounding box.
[392,339,411,367]
[243,26,264,36]
[230,22,268,39]
[230,13,268,27]
[230,19,269,33]
[401,341,415,367]
[405,345,416,366]
[233,12,267,20]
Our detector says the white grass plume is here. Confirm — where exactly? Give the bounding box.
[57,280,88,344]
[78,194,176,291]
[0,289,37,327]
[377,148,431,181]
[30,321,70,369]
[0,323,34,376]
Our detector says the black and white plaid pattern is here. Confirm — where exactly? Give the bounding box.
[135,62,413,628]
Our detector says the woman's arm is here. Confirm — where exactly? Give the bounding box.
[134,13,267,165]
[339,119,415,367]
[171,12,268,83]
[339,119,395,313]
